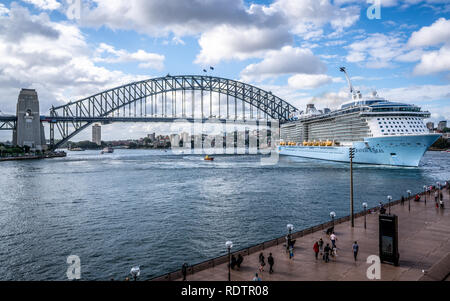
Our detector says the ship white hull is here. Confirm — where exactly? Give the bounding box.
[278,134,441,167]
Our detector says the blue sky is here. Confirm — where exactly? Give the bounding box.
[0,0,449,141]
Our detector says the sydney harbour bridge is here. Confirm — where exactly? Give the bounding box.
[0,75,298,150]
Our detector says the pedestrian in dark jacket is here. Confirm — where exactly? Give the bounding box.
[352,241,359,261]
[268,253,274,274]
[182,263,188,281]
[323,244,331,263]
[236,254,243,270]
[258,253,265,272]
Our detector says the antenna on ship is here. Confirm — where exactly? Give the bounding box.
[340,67,357,100]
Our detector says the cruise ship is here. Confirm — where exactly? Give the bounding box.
[278,68,441,167]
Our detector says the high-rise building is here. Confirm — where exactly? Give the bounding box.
[426,122,434,132]
[147,133,156,141]
[92,124,101,145]
[437,120,447,132]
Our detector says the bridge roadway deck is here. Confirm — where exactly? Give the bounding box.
[175,187,450,281]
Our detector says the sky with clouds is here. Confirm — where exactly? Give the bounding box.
[0,0,449,141]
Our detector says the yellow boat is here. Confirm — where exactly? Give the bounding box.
[303,141,308,146]
[204,155,214,161]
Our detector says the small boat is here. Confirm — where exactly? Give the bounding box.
[101,147,114,154]
[204,155,214,161]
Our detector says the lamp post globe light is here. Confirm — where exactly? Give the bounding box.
[362,202,368,229]
[407,190,412,212]
[225,241,233,281]
[387,195,392,215]
[287,224,294,234]
[130,266,140,281]
[330,211,336,227]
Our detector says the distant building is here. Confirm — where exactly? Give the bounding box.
[426,122,434,132]
[92,124,101,146]
[437,120,447,132]
[147,133,156,141]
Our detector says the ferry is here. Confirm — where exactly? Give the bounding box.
[278,67,441,167]
[101,147,114,154]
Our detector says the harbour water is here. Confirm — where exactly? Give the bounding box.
[0,150,448,280]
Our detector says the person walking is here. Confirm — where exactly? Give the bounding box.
[313,241,320,260]
[318,238,324,254]
[289,244,294,259]
[323,243,331,263]
[182,263,189,281]
[258,253,265,272]
[330,232,337,248]
[352,241,359,261]
[236,254,243,270]
[435,190,439,202]
[268,253,274,274]
[401,196,405,205]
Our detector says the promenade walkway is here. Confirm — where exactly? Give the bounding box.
[179,187,450,281]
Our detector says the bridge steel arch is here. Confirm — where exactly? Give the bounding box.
[49,75,298,149]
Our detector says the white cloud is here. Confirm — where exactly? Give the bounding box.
[21,0,61,10]
[95,43,165,70]
[346,33,413,68]
[240,46,326,82]
[413,45,450,75]
[195,25,291,65]
[288,74,335,90]
[0,4,149,115]
[272,0,360,36]
[0,4,9,15]
[379,84,450,102]
[407,18,450,48]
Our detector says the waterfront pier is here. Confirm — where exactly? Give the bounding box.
[153,185,450,281]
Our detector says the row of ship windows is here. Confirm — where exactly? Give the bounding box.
[381,128,426,133]
[377,117,421,121]
[380,125,426,129]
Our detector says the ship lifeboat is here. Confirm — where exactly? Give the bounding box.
[320,141,326,147]
[204,155,214,161]
[303,141,308,146]
[307,141,314,146]
[280,141,286,146]
[314,141,320,146]
[326,141,333,147]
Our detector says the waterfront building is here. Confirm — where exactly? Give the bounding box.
[92,124,101,146]
[426,122,434,132]
[437,121,447,132]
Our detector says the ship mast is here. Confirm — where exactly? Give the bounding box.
[340,67,357,100]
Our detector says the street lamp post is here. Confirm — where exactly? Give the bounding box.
[387,195,392,215]
[330,211,336,228]
[349,148,355,227]
[423,185,427,205]
[225,241,233,281]
[407,190,411,212]
[130,266,140,281]
[362,202,368,229]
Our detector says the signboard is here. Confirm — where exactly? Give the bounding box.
[379,214,399,266]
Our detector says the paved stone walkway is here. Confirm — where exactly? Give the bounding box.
[184,188,450,281]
